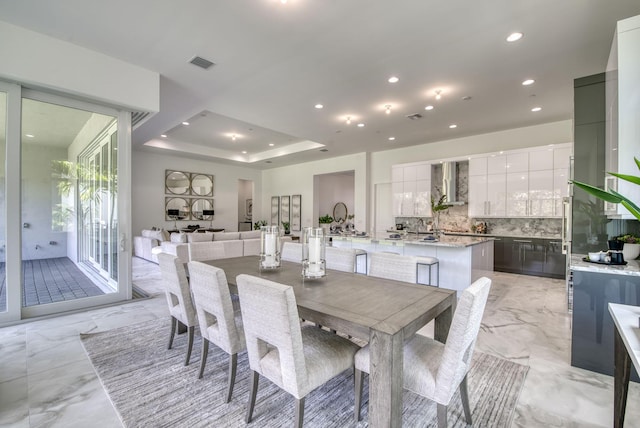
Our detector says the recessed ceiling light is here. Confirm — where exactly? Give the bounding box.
[315,104,323,109]
[269,143,274,147]
[25,134,34,138]
[385,104,392,114]
[345,116,352,125]
[425,105,434,111]
[242,151,247,154]
[522,79,535,86]
[435,90,442,100]
[462,96,472,101]
[388,76,399,83]
[507,32,523,42]
[232,134,237,141]
[449,124,457,129]
[388,137,396,141]
[531,107,542,112]
[160,134,167,138]
[182,121,189,126]
[357,123,365,127]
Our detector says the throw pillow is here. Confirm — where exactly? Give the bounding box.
[188,232,214,243]
[171,233,187,243]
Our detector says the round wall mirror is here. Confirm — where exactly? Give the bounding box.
[191,199,213,220]
[166,197,190,220]
[166,171,190,195]
[333,202,348,224]
[191,174,213,196]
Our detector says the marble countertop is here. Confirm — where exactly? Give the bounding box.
[331,234,493,248]
[384,229,561,240]
[571,254,640,277]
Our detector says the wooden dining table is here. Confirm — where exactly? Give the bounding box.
[203,256,456,427]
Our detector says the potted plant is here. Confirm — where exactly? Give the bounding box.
[572,157,640,259]
[571,157,640,220]
[318,214,333,233]
[617,234,640,260]
[253,220,267,230]
[282,221,291,235]
[430,187,449,235]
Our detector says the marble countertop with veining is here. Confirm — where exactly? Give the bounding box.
[331,234,493,248]
[571,254,640,277]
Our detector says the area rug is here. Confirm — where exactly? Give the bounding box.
[81,318,529,427]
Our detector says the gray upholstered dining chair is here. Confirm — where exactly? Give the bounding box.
[354,276,492,427]
[158,252,198,366]
[368,251,420,283]
[236,274,360,427]
[324,246,357,273]
[188,261,246,402]
[281,241,303,262]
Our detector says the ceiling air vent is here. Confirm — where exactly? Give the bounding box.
[406,113,423,120]
[189,56,215,70]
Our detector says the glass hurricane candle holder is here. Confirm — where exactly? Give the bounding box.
[302,227,326,278]
[260,225,281,269]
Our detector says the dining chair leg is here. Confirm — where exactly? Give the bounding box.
[437,403,447,428]
[246,370,259,423]
[184,325,195,366]
[295,397,305,428]
[460,374,473,424]
[168,316,177,350]
[225,353,238,403]
[197,339,209,379]
[354,369,364,422]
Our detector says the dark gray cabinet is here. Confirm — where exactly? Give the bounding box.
[493,237,565,279]
[571,269,640,381]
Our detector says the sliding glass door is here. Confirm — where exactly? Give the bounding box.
[0,83,131,322]
[78,123,118,283]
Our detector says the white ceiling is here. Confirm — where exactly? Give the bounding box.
[1,1,639,168]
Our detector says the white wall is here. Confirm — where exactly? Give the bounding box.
[0,21,159,113]
[261,153,368,231]
[132,150,262,234]
[317,172,355,221]
[21,144,69,261]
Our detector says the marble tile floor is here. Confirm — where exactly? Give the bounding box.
[1,257,639,427]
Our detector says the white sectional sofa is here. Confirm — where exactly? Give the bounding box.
[133,229,171,263]
[160,230,291,263]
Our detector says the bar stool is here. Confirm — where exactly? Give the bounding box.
[416,256,439,287]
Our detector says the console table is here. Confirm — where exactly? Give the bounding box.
[609,303,640,428]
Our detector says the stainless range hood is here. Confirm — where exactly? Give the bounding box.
[441,162,465,205]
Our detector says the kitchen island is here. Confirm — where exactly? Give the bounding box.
[331,234,493,293]
[570,254,640,380]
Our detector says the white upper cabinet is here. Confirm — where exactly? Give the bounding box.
[529,149,555,171]
[469,156,507,217]
[393,143,571,219]
[553,146,572,170]
[391,163,431,216]
[506,152,528,173]
[487,154,507,174]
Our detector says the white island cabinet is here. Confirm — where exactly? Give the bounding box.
[331,235,494,294]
